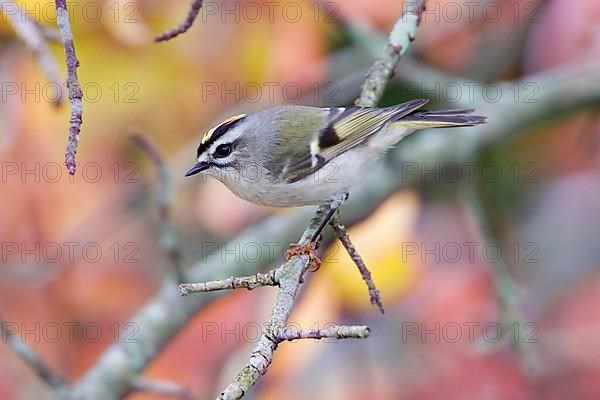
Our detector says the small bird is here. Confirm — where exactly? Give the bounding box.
[186,99,485,264]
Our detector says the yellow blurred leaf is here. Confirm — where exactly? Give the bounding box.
[321,190,422,312]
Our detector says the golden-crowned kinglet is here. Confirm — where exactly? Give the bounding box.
[185,99,485,207]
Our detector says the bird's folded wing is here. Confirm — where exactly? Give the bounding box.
[283,99,429,183]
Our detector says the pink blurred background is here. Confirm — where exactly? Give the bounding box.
[1,0,600,398]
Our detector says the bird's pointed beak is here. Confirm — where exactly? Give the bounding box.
[185,161,210,177]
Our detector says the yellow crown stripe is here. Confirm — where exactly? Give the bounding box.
[201,128,216,144]
[201,114,246,144]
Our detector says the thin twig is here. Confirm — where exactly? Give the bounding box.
[155,0,203,42]
[132,134,185,281]
[54,0,83,175]
[276,325,370,341]
[331,215,384,314]
[179,270,279,294]
[358,0,426,106]
[0,316,66,388]
[132,378,192,399]
[0,0,64,106]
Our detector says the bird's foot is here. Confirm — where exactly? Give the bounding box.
[286,242,321,272]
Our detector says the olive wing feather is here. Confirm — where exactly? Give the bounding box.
[280,99,429,183]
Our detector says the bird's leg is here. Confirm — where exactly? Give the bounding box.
[286,207,336,271]
[285,193,348,272]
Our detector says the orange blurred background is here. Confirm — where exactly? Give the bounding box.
[1,0,600,399]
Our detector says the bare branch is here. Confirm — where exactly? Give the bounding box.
[276,325,370,341]
[0,0,64,106]
[54,0,83,175]
[132,134,185,281]
[358,0,426,106]
[155,0,204,42]
[330,216,384,314]
[0,317,66,388]
[180,270,279,294]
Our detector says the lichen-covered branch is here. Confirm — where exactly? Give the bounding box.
[155,0,204,42]
[179,270,279,294]
[215,256,370,399]
[0,316,66,388]
[217,203,342,399]
[54,0,83,175]
[0,0,64,106]
[276,325,370,341]
[331,216,384,314]
[358,0,426,106]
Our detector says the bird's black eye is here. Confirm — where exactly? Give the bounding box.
[214,143,233,158]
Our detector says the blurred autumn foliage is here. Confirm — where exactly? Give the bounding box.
[1,0,600,399]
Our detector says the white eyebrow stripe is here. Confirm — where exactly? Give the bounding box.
[310,139,320,167]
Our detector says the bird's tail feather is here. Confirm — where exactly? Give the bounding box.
[391,109,487,129]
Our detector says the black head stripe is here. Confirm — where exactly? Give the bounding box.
[196,114,246,158]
